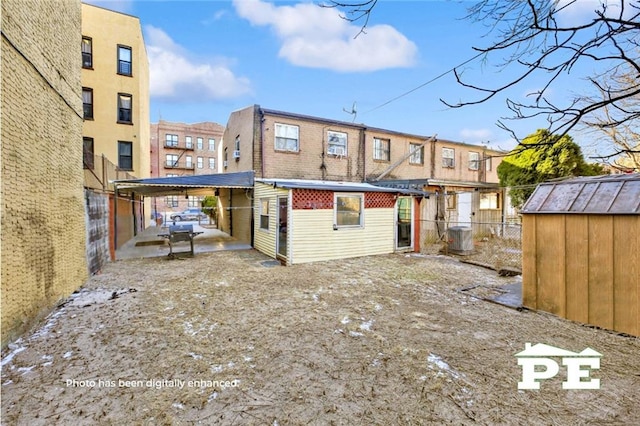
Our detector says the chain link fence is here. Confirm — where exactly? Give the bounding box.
[420,219,522,271]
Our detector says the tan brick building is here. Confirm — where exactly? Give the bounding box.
[150,120,224,215]
[1,0,88,347]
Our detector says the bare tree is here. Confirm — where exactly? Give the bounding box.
[323,0,640,155]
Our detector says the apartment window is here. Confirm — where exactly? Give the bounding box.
[185,136,193,149]
[118,141,133,170]
[82,88,93,120]
[335,194,364,228]
[197,137,203,150]
[480,192,501,210]
[188,196,201,208]
[165,134,178,147]
[486,156,492,171]
[166,154,178,167]
[409,143,424,165]
[185,155,193,168]
[373,138,390,161]
[469,152,480,170]
[117,45,132,76]
[83,137,94,169]
[82,37,93,68]
[197,156,203,169]
[260,198,270,230]
[442,147,455,168]
[327,131,347,156]
[209,158,215,169]
[117,93,132,123]
[165,196,179,207]
[275,123,299,152]
[209,138,215,151]
[166,174,178,177]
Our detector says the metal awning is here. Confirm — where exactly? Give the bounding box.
[257,178,429,196]
[113,171,255,196]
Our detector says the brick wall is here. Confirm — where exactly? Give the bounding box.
[1,0,88,347]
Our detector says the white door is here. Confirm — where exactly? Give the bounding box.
[457,192,472,226]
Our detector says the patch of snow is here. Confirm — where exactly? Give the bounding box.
[2,380,13,386]
[211,365,223,373]
[374,303,382,311]
[312,294,319,302]
[62,351,73,359]
[427,353,462,379]
[31,309,66,339]
[227,361,235,368]
[243,356,253,362]
[188,352,202,360]
[208,391,218,401]
[172,402,184,410]
[349,331,364,337]
[340,316,350,324]
[419,376,428,381]
[360,319,374,331]
[1,345,27,369]
[18,366,35,375]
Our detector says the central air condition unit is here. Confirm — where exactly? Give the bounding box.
[233,150,241,159]
[328,146,345,156]
[447,226,474,255]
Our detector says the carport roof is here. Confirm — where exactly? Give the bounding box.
[113,171,254,196]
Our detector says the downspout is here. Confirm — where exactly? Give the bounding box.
[259,107,265,178]
[360,126,366,181]
[229,188,233,236]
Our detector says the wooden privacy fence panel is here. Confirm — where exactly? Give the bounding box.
[523,214,639,336]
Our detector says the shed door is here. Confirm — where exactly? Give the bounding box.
[277,197,288,258]
[396,196,413,250]
[458,192,472,226]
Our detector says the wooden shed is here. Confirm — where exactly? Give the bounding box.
[521,174,640,336]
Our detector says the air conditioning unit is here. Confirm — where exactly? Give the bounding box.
[233,150,241,159]
[327,146,345,156]
[223,160,228,168]
[447,226,474,255]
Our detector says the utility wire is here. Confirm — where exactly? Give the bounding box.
[362,51,486,115]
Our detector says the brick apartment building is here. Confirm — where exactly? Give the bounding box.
[150,120,224,215]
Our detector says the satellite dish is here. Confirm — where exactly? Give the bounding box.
[343,102,357,122]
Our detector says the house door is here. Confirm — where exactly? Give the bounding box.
[276,196,288,258]
[396,196,413,250]
[458,192,472,226]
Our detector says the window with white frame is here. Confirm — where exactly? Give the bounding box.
[209,138,215,151]
[468,151,480,170]
[165,134,178,147]
[165,196,178,207]
[197,157,203,169]
[82,37,92,68]
[409,143,424,165]
[188,196,201,208]
[335,194,364,228]
[197,137,203,150]
[486,156,492,171]
[259,198,270,230]
[480,192,501,209]
[442,147,455,168]
[327,131,347,156]
[166,154,178,167]
[185,155,193,168]
[275,123,299,152]
[209,158,215,169]
[373,137,390,161]
[185,136,193,149]
[117,45,132,76]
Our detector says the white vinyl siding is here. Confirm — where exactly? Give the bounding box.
[254,183,288,259]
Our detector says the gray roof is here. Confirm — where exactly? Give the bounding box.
[521,174,640,214]
[113,171,254,196]
[257,178,426,195]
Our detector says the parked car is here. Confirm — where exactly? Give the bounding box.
[169,208,206,221]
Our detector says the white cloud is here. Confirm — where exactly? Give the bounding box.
[555,0,632,25]
[145,25,251,102]
[460,128,493,143]
[232,0,417,72]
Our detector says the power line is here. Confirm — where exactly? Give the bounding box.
[363,51,485,114]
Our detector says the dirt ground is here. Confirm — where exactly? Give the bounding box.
[2,250,639,425]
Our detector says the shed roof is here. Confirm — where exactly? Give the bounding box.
[113,171,254,196]
[521,173,640,214]
[256,178,427,195]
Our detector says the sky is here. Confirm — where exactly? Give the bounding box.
[84,0,619,154]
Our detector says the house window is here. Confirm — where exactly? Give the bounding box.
[373,138,390,161]
[260,198,270,230]
[82,88,93,120]
[209,158,215,169]
[486,156,492,171]
[166,154,178,167]
[275,123,299,152]
[185,155,193,168]
[185,136,193,149]
[409,143,424,165]
[188,196,201,208]
[165,196,178,207]
[480,192,501,210]
[118,141,133,170]
[197,157,203,169]
[446,193,456,210]
[335,194,364,228]
[165,134,178,147]
[83,137,94,169]
[197,137,203,150]
[117,93,132,123]
[469,152,480,170]
[82,37,92,68]
[327,131,347,156]
[442,147,455,168]
[117,45,132,76]
[209,138,215,151]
